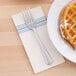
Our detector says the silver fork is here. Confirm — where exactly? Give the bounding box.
[22,8,53,65]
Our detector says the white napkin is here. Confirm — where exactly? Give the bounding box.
[12,6,65,73]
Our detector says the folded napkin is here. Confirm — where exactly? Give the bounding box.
[12,6,65,73]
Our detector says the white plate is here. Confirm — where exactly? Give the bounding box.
[47,0,76,63]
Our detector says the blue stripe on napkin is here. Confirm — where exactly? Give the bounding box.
[16,16,47,34]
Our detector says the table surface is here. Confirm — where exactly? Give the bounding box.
[0,0,76,76]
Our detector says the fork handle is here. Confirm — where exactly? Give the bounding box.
[32,28,53,65]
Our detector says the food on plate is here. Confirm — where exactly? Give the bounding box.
[59,1,76,48]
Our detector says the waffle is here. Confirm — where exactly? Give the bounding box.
[60,1,76,48]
